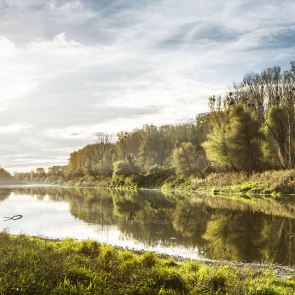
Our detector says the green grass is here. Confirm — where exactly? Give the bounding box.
[187,170,295,196]
[205,181,275,197]
[0,232,294,294]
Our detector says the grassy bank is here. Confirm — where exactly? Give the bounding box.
[145,169,295,196]
[0,232,294,295]
[188,170,295,196]
[78,169,295,196]
[16,169,295,197]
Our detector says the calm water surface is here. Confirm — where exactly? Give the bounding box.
[0,186,294,266]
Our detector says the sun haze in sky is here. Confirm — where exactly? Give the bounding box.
[0,0,294,171]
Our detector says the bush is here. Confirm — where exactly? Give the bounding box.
[143,165,175,188]
[113,161,141,177]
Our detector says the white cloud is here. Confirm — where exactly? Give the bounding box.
[0,0,295,171]
[0,124,32,134]
[49,1,84,12]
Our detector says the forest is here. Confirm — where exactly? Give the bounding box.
[15,62,295,191]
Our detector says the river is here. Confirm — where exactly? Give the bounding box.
[0,186,294,266]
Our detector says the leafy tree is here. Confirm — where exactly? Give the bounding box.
[262,106,293,169]
[139,125,168,169]
[0,168,13,179]
[67,139,115,178]
[226,106,262,171]
[116,130,142,160]
[202,121,233,170]
[36,167,46,175]
[48,166,64,177]
[172,142,200,176]
[83,159,93,176]
[203,106,262,171]
[208,61,295,122]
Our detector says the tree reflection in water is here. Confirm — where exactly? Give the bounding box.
[1,186,294,266]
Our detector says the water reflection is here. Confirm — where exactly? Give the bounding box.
[0,186,294,266]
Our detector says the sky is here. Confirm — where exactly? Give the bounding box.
[0,0,295,172]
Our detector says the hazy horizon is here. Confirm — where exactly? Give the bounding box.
[1,0,295,172]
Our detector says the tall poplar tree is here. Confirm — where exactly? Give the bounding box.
[203,106,262,172]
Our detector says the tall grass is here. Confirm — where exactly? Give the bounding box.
[0,232,294,294]
[190,169,295,195]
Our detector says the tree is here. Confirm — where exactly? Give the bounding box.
[261,106,293,169]
[48,166,64,177]
[226,106,262,171]
[116,130,142,160]
[202,121,233,170]
[0,168,12,179]
[203,105,262,172]
[208,61,295,122]
[67,140,116,178]
[36,168,46,175]
[139,125,168,169]
[172,142,200,176]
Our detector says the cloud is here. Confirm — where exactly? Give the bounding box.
[49,1,84,12]
[0,0,295,171]
[0,124,32,134]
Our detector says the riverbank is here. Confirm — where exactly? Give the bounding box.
[0,231,294,294]
[162,170,295,197]
[11,169,295,200]
[24,169,295,197]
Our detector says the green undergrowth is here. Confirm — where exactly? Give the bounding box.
[21,169,295,197]
[148,170,295,197]
[0,232,294,295]
[187,170,295,197]
[205,181,279,197]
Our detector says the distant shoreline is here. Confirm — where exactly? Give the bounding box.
[12,169,295,198]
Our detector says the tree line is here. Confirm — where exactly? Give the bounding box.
[15,61,295,183]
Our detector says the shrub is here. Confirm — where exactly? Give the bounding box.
[113,160,141,177]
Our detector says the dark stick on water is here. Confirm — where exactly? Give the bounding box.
[4,215,23,221]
